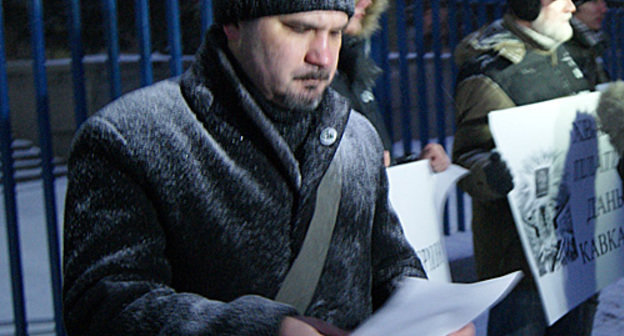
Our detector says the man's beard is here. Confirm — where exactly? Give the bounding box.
[274,70,332,111]
[531,14,574,43]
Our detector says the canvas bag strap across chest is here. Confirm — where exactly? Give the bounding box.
[275,153,342,314]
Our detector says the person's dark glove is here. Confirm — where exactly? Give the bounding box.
[483,151,514,196]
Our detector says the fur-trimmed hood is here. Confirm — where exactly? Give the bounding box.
[454,14,564,68]
[454,16,527,67]
[355,0,389,39]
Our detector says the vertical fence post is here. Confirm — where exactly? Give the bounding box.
[412,0,429,152]
[166,0,183,76]
[135,0,153,87]
[448,0,467,232]
[618,8,624,80]
[201,0,213,38]
[598,4,624,81]
[477,1,488,27]
[432,0,446,150]
[395,0,414,155]
[493,1,504,20]
[67,0,88,127]
[462,0,473,38]
[371,13,394,146]
[28,0,65,335]
[0,0,28,334]
[102,0,122,99]
[430,0,451,235]
[605,10,617,79]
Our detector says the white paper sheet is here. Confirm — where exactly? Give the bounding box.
[352,271,523,336]
[433,164,470,219]
[387,161,468,281]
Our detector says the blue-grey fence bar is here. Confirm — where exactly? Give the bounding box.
[447,0,466,232]
[102,0,122,100]
[0,1,28,335]
[617,7,620,79]
[394,0,415,154]
[432,0,446,149]
[607,9,616,78]
[166,0,183,77]
[201,0,214,40]
[431,0,452,234]
[413,0,430,150]
[136,0,154,87]
[2,0,624,334]
[28,0,65,335]
[67,0,88,127]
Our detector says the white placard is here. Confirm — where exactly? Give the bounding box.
[387,161,468,281]
[488,91,624,325]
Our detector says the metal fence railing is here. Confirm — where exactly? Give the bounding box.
[0,3,24,336]
[1,0,623,334]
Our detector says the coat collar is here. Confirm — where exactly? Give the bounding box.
[455,15,565,67]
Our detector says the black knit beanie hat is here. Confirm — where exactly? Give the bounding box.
[508,0,542,21]
[213,0,355,25]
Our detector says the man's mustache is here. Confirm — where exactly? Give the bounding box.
[294,71,331,81]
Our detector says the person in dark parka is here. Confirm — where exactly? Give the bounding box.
[452,0,598,334]
[62,0,477,335]
[331,0,450,170]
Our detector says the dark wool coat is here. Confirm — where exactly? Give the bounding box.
[62,27,425,336]
[452,15,590,285]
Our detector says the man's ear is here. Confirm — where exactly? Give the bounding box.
[223,23,241,41]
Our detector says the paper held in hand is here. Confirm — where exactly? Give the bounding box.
[386,160,468,281]
[352,271,523,336]
[374,159,521,335]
